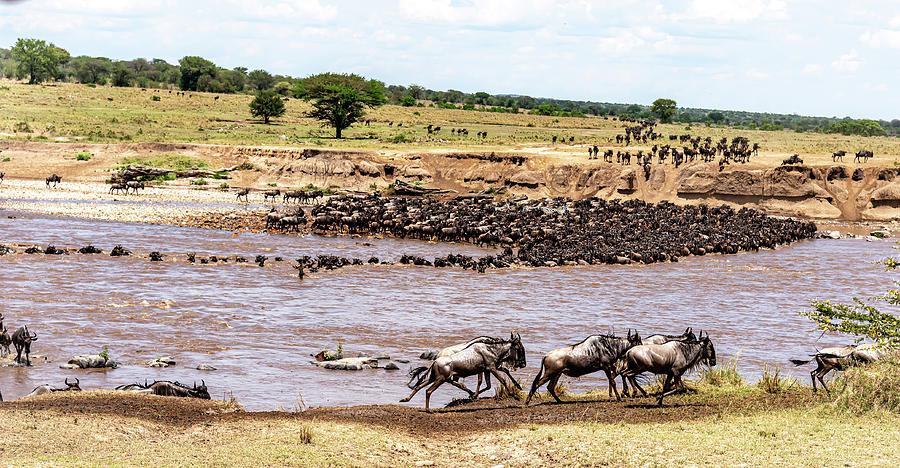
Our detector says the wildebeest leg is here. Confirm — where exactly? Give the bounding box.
[526,365,553,404]
[498,367,520,390]
[605,369,621,401]
[447,378,475,397]
[400,368,434,402]
[489,368,520,400]
[816,368,831,394]
[546,374,563,403]
[423,377,448,412]
[620,375,630,397]
[629,376,649,397]
[657,373,675,406]
[473,372,492,399]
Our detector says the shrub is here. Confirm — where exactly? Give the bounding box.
[151,95,161,101]
[831,352,900,413]
[390,134,412,144]
[701,355,744,387]
[86,83,96,88]
[757,364,795,394]
[14,121,31,133]
[2,157,10,162]
[191,178,207,186]
[76,151,92,161]
[219,182,229,189]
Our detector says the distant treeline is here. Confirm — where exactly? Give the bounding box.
[1,42,897,137]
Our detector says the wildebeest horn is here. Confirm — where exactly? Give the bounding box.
[29,331,37,340]
[65,377,71,386]
[685,327,693,335]
[201,379,205,387]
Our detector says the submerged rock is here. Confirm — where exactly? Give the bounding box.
[315,357,378,370]
[63,354,119,369]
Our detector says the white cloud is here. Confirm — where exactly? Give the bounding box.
[595,27,676,57]
[685,0,788,23]
[860,29,900,48]
[831,50,863,73]
[223,0,338,22]
[746,68,770,80]
[801,64,822,74]
[890,15,900,28]
[396,0,591,28]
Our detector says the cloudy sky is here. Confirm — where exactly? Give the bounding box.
[1,0,898,119]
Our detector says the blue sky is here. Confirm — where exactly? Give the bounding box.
[1,0,899,120]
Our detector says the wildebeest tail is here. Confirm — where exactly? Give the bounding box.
[407,365,431,389]
[529,359,546,394]
[790,358,813,366]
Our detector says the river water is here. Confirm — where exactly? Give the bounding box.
[1,209,897,410]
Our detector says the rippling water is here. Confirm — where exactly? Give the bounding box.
[0,209,896,410]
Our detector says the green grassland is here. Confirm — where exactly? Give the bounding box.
[3,80,900,159]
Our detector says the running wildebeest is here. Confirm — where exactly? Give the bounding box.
[525,330,642,404]
[236,188,250,202]
[263,189,280,202]
[408,336,511,396]
[45,174,61,188]
[116,380,210,399]
[12,325,38,366]
[790,343,885,393]
[620,328,696,396]
[24,378,82,398]
[401,333,526,411]
[618,331,716,406]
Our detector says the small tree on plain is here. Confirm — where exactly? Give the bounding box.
[296,73,387,138]
[11,38,69,84]
[249,90,286,124]
[651,98,677,123]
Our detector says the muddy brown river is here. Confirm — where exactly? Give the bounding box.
[1,209,897,410]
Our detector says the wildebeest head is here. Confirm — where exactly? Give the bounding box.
[508,332,526,369]
[698,331,716,367]
[193,380,211,399]
[63,377,82,391]
[626,328,642,347]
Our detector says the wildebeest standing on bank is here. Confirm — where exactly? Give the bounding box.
[12,325,38,365]
[0,313,10,357]
[791,343,884,393]
[236,188,250,202]
[618,332,716,406]
[525,330,642,404]
[401,334,526,411]
[46,174,61,188]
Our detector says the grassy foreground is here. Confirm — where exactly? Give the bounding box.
[2,80,900,160]
[0,383,897,467]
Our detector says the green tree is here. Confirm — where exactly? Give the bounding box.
[407,84,425,100]
[11,38,69,84]
[707,111,725,124]
[651,98,677,123]
[178,56,217,91]
[802,245,900,347]
[400,94,416,107]
[296,73,387,138]
[249,90,286,124]
[248,69,275,91]
[73,58,111,84]
[111,64,132,87]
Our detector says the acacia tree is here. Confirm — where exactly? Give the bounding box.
[802,244,900,347]
[651,98,677,123]
[11,38,69,84]
[249,90,286,124]
[178,56,217,91]
[296,73,386,138]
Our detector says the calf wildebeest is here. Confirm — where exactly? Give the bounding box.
[618,331,716,406]
[263,189,280,202]
[12,325,37,366]
[832,150,846,162]
[791,343,885,393]
[525,330,642,404]
[116,380,210,399]
[236,188,250,202]
[46,174,61,188]
[24,378,82,398]
[401,334,526,411]
[109,183,128,195]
